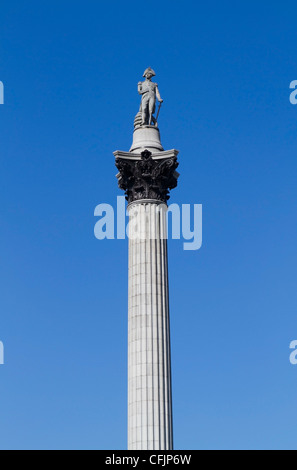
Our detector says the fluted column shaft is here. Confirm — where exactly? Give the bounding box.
[128,201,173,451]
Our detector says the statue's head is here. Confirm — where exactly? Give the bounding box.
[143,67,156,80]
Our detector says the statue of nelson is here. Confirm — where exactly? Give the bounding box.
[138,67,163,126]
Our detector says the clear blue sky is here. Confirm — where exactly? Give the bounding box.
[0,0,297,450]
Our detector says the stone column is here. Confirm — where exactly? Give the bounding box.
[128,201,173,450]
[114,129,179,450]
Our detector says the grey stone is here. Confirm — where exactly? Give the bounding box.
[136,67,163,127]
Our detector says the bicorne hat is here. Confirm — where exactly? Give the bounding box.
[143,67,156,78]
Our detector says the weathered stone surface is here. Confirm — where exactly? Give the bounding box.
[115,150,179,205]
[127,202,173,450]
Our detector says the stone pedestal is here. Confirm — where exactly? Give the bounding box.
[114,127,179,450]
[130,125,164,153]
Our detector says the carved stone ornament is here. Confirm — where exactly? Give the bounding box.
[116,150,179,205]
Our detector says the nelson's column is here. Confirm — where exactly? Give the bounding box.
[114,68,179,450]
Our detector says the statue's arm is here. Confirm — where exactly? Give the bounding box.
[138,82,144,95]
[155,85,163,103]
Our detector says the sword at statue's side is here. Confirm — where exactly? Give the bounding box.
[155,101,162,124]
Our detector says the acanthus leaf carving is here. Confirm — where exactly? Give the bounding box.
[116,150,179,204]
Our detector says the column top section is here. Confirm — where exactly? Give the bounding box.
[115,150,179,205]
[113,149,179,160]
[114,69,179,206]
